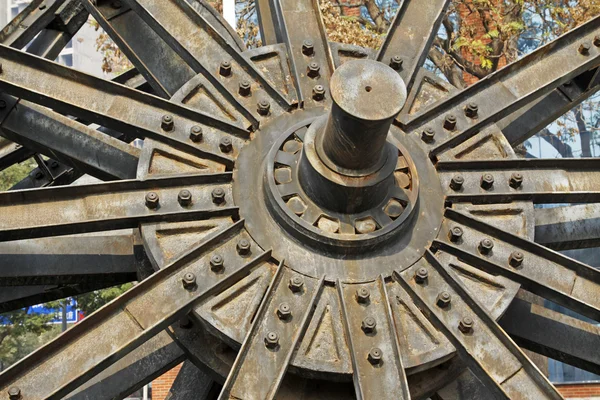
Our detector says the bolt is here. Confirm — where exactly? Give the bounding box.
[239,80,251,96]
[0,99,6,109]
[509,251,524,268]
[39,4,47,10]
[289,276,304,293]
[302,40,314,56]
[421,127,435,143]
[449,226,463,242]
[356,287,370,303]
[257,100,271,116]
[178,189,192,207]
[480,173,494,190]
[8,387,21,400]
[161,114,174,131]
[189,125,203,142]
[219,137,233,153]
[313,85,325,101]
[236,238,251,255]
[210,254,224,272]
[367,348,382,365]
[361,316,377,334]
[594,36,600,47]
[444,114,457,131]
[145,192,159,209]
[307,62,321,78]
[450,175,464,191]
[264,331,279,349]
[509,172,523,188]
[211,187,226,204]
[111,0,122,8]
[465,102,479,118]
[50,160,59,169]
[34,171,44,180]
[390,55,403,70]
[579,42,591,55]
[182,272,196,290]
[219,60,232,77]
[277,302,292,320]
[179,316,193,329]
[436,291,451,308]
[415,267,428,284]
[479,238,494,254]
[458,316,474,334]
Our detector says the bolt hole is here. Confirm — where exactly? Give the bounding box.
[365,86,372,92]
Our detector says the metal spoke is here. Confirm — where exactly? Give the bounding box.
[165,360,214,399]
[534,204,600,250]
[337,277,410,400]
[0,173,236,241]
[438,158,600,203]
[436,208,600,322]
[399,16,600,157]
[377,0,451,97]
[395,251,563,399]
[0,221,269,399]
[219,263,324,400]
[0,44,249,168]
[255,0,278,45]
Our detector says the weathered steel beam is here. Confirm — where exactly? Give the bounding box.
[255,0,278,45]
[436,208,600,322]
[165,360,215,400]
[499,297,600,375]
[396,252,562,399]
[0,138,32,172]
[0,0,67,49]
[534,204,600,250]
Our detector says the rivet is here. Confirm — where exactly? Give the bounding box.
[367,347,382,365]
[421,127,435,143]
[436,291,451,308]
[509,251,524,268]
[264,331,279,349]
[219,137,233,153]
[313,85,325,101]
[211,187,226,204]
[161,115,174,131]
[178,189,192,207]
[415,267,428,284]
[443,114,457,131]
[390,55,403,70]
[361,316,377,333]
[480,173,494,190]
[450,175,464,191]
[289,276,304,293]
[479,238,494,254]
[356,287,370,303]
[182,272,196,290]
[145,192,159,209]
[277,302,292,320]
[459,316,474,334]
[236,239,251,255]
[189,125,203,142]
[210,254,224,272]
[449,226,463,242]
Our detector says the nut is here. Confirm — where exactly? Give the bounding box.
[307,62,320,78]
[479,238,494,254]
[458,316,474,334]
[189,125,203,142]
[579,42,591,55]
[219,137,233,153]
[421,127,435,143]
[509,172,523,188]
[450,175,464,191]
[480,173,494,190]
[289,276,304,293]
[313,85,325,101]
[264,331,279,349]
[277,302,292,320]
[239,80,251,96]
[257,100,271,116]
[389,55,403,70]
[145,192,159,209]
[182,272,196,290]
[8,387,21,400]
[356,287,370,303]
[161,115,174,131]
[211,187,226,204]
[465,102,479,118]
[509,251,524,268]
[449,226,463,242]
[361,316,377,333]
[34,171,44,180]
[236,239,251,255]
[219,60,232,77]
[443,114,457,130]
[436,291,451,308]
[50,160,59,169]
[594,36,600,47]
[415,267,428,283]
[179,316,193,329]
[178,189,192,207]
[367,348,382,365]
[210,254,224,272]
[302,40,314,56]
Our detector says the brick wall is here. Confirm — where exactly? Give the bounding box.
[335,0,362,17]
[151,363,182,400]
[556,383,600,399]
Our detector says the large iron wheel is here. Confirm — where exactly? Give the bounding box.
[0,0,599,399]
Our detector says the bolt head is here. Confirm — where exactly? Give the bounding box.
[361,316,377,333]
[145,192,159,209]
[161,114,174,131]
[479,238,494,254]
[50,160,59,169]
[8,387,21,400]
[211,187,226,204]
[389,55,403,70]
[219,60,232,77]
[481,173,494,189]
[307,62,321,78]
[239,80,251,96]
[579,42,591,55]
[111,0,122,8]
[449,226,463,242]
[257,100,271,116]
[356,287,371,303]
[189,125,203,142]
[421,127,435,143]
[459,316,474,334]
[465,102,479,118]
[450,175,464,191]
[289,276,305,293]
[178,189,192,207]
[302,40,314,55]
[210,254,224,271]
[415,267,429,283]
[179,316,193,329]
[436,291,452,308]
[277,302,292,320]
[509,172,523,188]
[312,85,325,101]
[0,99,6,109]
[182,272,196,289]
[34,171,44,180]
[264,331,279,349]
[367,347,382,365]
[236,239,251,255]
[594,36,600,47]
[509,251,524,268]
[219,137,233,153]
[444,114,457,130]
